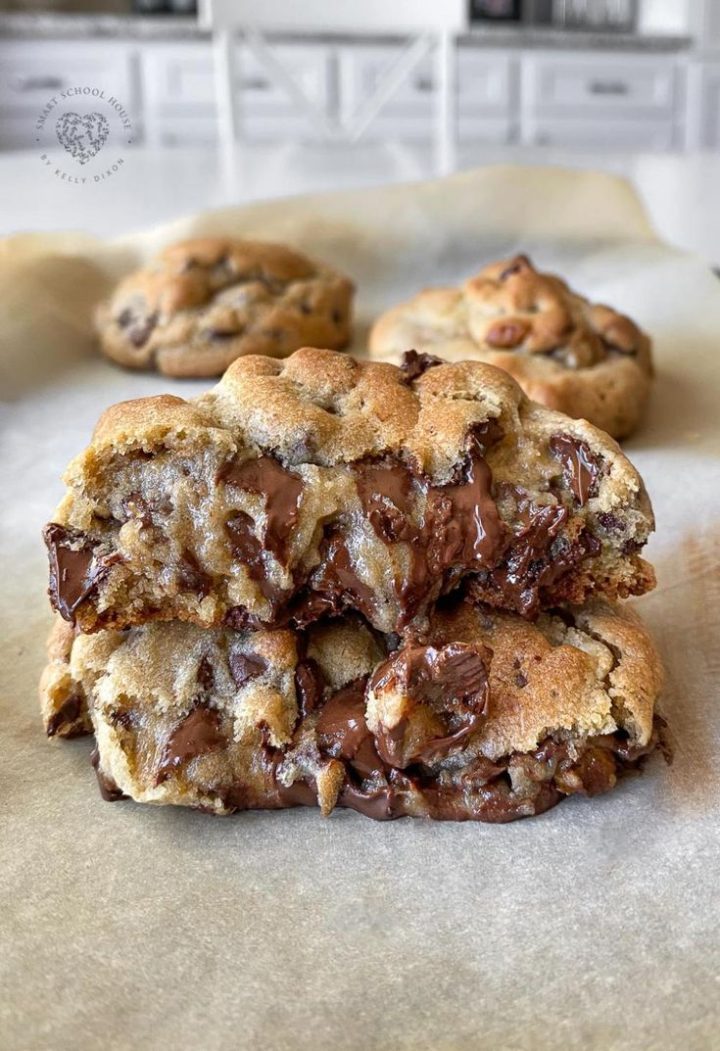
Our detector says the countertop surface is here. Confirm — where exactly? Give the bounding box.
[0,11,692,50]
[0,143,718,263]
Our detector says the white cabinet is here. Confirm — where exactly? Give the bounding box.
[0,36,690,154]
[0,40,140,149]
[686,60,720,149]
[520,51,685,150]
[140,42,332,145]
[338,45,516,142]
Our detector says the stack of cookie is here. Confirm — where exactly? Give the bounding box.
[40,346,665,822]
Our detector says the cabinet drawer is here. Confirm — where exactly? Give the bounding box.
[142,42,330,115]
[339,45,513,120]
[527,116,676,150]
[0,42,135,117]
[523,53,678,118]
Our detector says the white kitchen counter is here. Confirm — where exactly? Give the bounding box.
[1,143,719,262]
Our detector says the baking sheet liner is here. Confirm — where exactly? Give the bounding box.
[1,165,718,1051]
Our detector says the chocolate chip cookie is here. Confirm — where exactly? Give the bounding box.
[40,598,666,822]
[43,348,655,637]
[95,238,354,377]
[370,255,653,439]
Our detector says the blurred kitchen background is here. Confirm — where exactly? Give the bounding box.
[2,0,720,253]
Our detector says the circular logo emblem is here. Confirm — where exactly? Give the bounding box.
[35,85,135,184]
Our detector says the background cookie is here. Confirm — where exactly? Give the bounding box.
[96,237,354,377]
[370,254,653,439]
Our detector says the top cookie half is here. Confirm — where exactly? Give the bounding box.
[43,347,655,636]
[370,254,653,440]
[96,237,355,377]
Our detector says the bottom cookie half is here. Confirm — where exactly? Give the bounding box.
[40,600,667,823]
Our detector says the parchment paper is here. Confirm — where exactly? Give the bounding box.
[1,166,718,1051]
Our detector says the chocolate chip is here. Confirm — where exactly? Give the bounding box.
[229,651,268,688]
[220,456,303,564]
[43,523,109,623]
[177,551,211,598]
[485,319,530,349]
[156,705,225,782]
[332,309,343,325]
[127,313,158,348]
[400,349,443,382]
[550,434,603,506]
[514,671,528,688]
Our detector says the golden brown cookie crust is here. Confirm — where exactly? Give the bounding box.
[370,255,653,439]
[95,237,355,377]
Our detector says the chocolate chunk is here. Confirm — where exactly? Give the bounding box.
[368,642,490,768]
[597,512,623,535]
[485,319,530,349]
[308,531,377,625]
[177,550,211,598]
[400,349,443,382]
[316,678,383,780]
[425,428,506,572]
[196,656,215,693]
[43,523,109,622]
[355,460,417,543]
[206,329,239,341]
[294,658,325,718]
[118,311,157,348]
[90,746,127,802]
[550,434,602,506]
[220,455,303,563]
[225,511,288,609]
[157,705,225,782]
[229,650,268,688]
[45,695,86,738]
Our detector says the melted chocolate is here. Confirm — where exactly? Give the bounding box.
[221,455,303,563]
[43,524,108,622]
[368,642,490,768]
[550,434,602,506]
[315,678,383,780]
[157,705,225,782]
[307,531,377,624]
[225,511,288,608]
[45,695,86,738]
[90,746,127,802]
[337,783,398,821]
[294,658,325,718]
[229,651,268,688]
[400,349,443,382]
[355,462,416,543]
